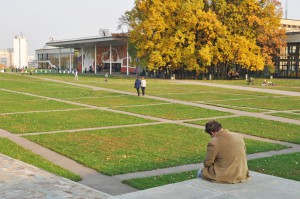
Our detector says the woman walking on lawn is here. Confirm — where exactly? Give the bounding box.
[104,73,108,83]
[74,69,78,80]
[141,76,146,96]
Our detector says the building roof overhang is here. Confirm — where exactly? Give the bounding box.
[46,34,129,49]
[286,32,300,43]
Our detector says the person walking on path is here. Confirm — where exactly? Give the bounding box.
[104,73,108,83]
[141,76,147,96]
[198,120,251,184]
[74,69,78,80]
[134,76,141,96]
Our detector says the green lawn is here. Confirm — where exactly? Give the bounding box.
[155,90,275,102]
[0,73,298,182]
[268,112,300,121]
[203,96,300,111]
[114,103,231,120]
[3,73,300,93]
[28,72,300,92]
[26,74,298,113]
[199,102,267,113]
[123,170,197,190]
[248,152,300,181]
[0,77,116,99]
[0,90,83,114]
[188,116,300,144]
[206,78,300,92]
[0,90,37,101]
[0,98,81,114]
[68,94,166,107]
[0,109,154,134]
[24,123,287,176]
[0,138,81,181]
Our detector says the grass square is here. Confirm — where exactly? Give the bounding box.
[188,116,300,144]
[0,109,154,134]
[24,123,287,176]
[113,103,231,120]
[203,96,300,111]
[68,94,166,107]
[0,98,81,114]
[268,112,300,121]
[248,152,300,181]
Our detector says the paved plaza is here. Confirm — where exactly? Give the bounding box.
[0,154,109,199]
[0,75,299,198]
[111,172,300,199]
[1,152,300,199]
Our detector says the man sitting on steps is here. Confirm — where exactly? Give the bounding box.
[198,120,251,183]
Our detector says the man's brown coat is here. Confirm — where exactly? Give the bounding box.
[201,129,251,183]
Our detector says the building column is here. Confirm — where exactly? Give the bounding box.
[127,42,129,75]
[81,47,84,73]
[110,43,112,74]
[58,47,61,72]
[95,45,97,74]
[69,48,72,72]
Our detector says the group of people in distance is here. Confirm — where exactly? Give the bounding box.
[134,76,147,96]
[262,79,275,86]
[73,70,147,96]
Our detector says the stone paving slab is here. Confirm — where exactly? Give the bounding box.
[109,172,300,199]
[0,154,110,199]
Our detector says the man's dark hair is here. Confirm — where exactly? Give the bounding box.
[205,120,222,134]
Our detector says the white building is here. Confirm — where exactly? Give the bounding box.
[281,19,300,32]
[14,34,28,68]
[0,48,14,67]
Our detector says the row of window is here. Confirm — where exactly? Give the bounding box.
[280,45,299,59]
[275,43,300,77]
[282,24,300,29]
[37,53,72,60]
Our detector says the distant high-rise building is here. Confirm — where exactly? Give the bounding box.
[0,48,14,67]
[14,34,28,68]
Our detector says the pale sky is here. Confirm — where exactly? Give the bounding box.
[0,0,135,55]
[0,0,299,56]
[279,0,300,20]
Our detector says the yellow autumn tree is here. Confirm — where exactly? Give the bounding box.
[122,0,285,77]
[124,0,229,75]
[206,0,285,73]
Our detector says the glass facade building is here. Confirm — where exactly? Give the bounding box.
[274,32,300,78]
[36,47,74,70]
[39,33,134,74]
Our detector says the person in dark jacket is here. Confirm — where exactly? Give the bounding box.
[134,76,141,96]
